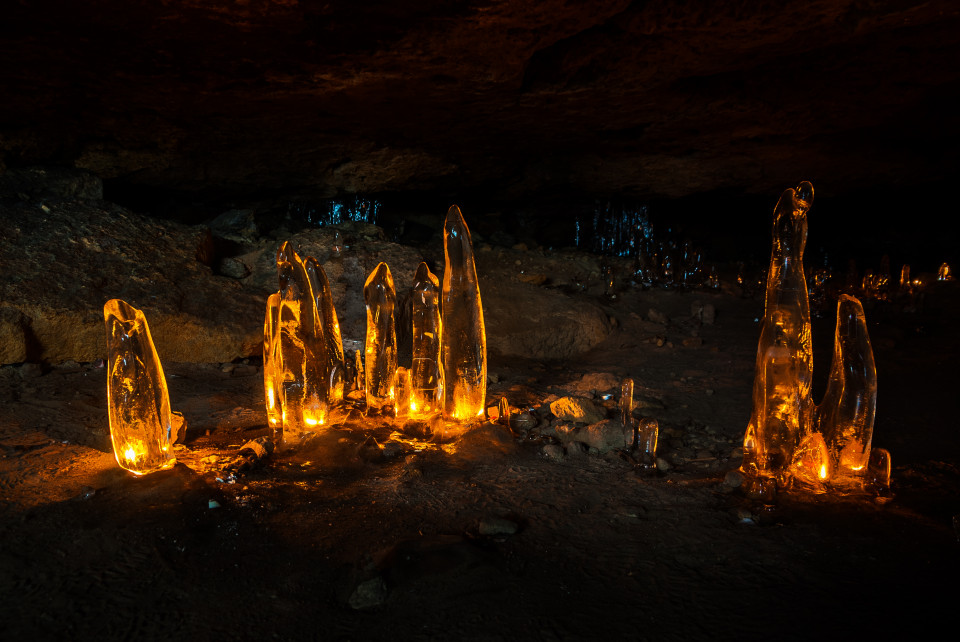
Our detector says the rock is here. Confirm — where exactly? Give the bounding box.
[479,517,519,536]
[512,411,538,431]
[517,273,547,285]
[549,396,607,424]
[648,308,669,325]
[579,419,631,453]
[482,280,611,360]
[682,337,703,347]
[701,304,717,325]
[565,441,588,458]
[208,209,258,246]
[349,576,388,610]
[542,444,565,461]
[0,201,263,364]
[0,306,28,364]
[724,469,745,488]
[571,372,621,394]
[217,257,251,279]
[0,167,103,201]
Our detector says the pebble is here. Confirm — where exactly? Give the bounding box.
[549,396,607,424]
[349,577,388,610]
[648,308,669,325]
[723,469,745,488]
[479,517,519,536]
[655,457,672,471]
[542,444,565,461]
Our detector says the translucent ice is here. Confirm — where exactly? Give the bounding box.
[817,295,877,481]
[263,292,283,442]
[395,366,412,418]
[441,205,487,421]
[104,299,176,475]
[742,182,814,478]
[788,431,830,491]
[267,242,345,444]
[497,397,511,430]
[620,378,634,440]
[364,262,398,413]
[637,418,659,469]
[411,262,443,417]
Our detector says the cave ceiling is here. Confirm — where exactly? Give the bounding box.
[1,0,958,206]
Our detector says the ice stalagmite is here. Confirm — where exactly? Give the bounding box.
[742,182,813,478]
[104,299,176,475]
[268,242,345,443]
[263,292,283,442]
[411,262,443,417]
[364,262,398,413]
[441,205,487,421]
[817,294,877,481]
[304,256,346,409]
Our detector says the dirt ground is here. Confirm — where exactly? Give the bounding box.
[1,277,958,640]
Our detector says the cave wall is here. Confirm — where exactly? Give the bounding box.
[1,0,959,208]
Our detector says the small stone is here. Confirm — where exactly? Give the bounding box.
[20,362,43,378]
[648,308,669,325]
[549,396,607,424]
[655,457,672,471]
[723,470,745,488]
[682,337,703,347]
[736,508,755,524]
[705,388,715,396]
[208,500,221,509]
[580,419,631,453]
[517,273,547,285]
[542,444,565,461]
[701,304,716,325]
[696,449,714,459]
[487,372,501,383]
[565,441,588,457]
[655,336,666,347]
[512,411,538,431]
[381,441,403,458]
[221,363,236,373]
[479,517,519,536]
[349,576,388,610]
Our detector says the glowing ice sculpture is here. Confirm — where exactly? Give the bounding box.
[817,295,877,482]
[742,182,814,478]
[411,262,443,417]
[104,299,176,475]
[441,205,487,421]
[364,262,398,413]
[620,377,634,436]
[266,242,345,444]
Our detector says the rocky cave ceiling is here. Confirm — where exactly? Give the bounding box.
[1,0,959,211]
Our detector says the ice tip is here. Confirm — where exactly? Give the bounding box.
[794,181,814,210]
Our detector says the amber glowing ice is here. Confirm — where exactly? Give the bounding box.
[104,299,176,475]
[441,205,487,421]
[364,262,398,413]
[411,262,443,417]
[742,182,813,477]
[817,295,877,481]
[267,242,345,443]
[263,292,282,441]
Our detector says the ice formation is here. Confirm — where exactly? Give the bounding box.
[817,295,877,482]
[741,182,887,492]
[411,262,443,417]
[264,242,345,444]
[364,262,398,413]
[441,205,487,421]
[104,299,176,475]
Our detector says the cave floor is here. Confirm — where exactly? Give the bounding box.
[1,284,958,640]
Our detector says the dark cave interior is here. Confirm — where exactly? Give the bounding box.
[2,2,960,640]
